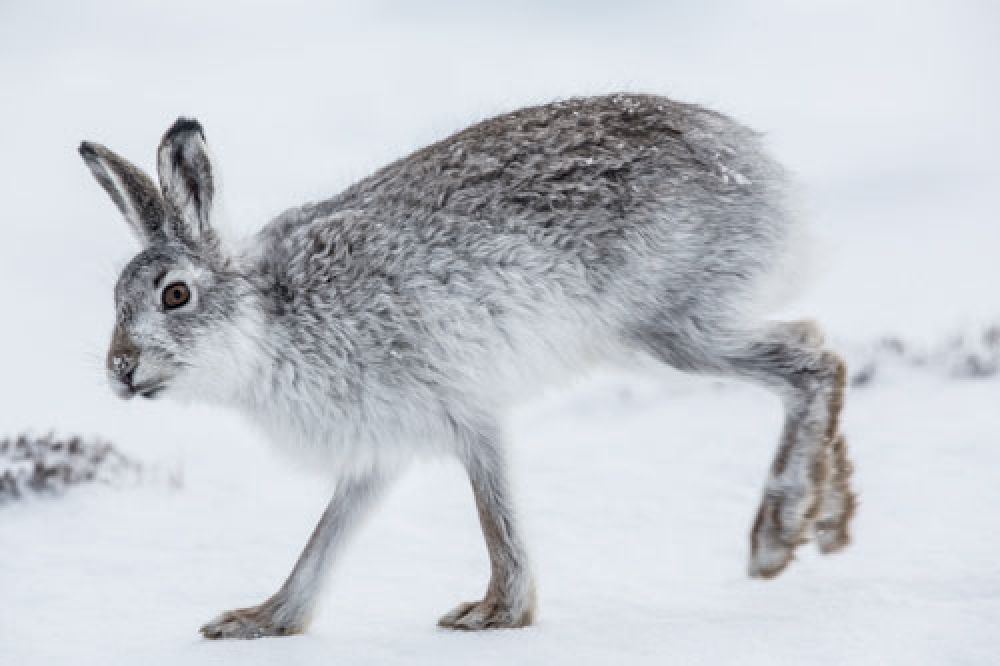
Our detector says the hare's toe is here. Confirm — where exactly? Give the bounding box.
[199,603,304,640]
[438,597,534,631]
[748,535,797,578]
[815,520,850,554]
[815,494,856,554]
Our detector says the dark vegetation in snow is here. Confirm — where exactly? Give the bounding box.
[0,434,142,504]
[850,324,1000,388]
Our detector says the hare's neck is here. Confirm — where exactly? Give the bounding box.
[186,304,274,409]
[215,259,306,410]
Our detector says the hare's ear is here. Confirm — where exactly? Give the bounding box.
[78,141,167,246]
[157,118,214,245]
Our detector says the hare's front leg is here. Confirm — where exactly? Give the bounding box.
[200,472,386,640]
[439,425,536,630]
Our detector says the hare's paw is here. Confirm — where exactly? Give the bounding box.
[814,483,857,555]
[748,492,812,579]
[199,602,304,640]
[438,596,534,631]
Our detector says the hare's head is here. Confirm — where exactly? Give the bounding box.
[80,119,251,402]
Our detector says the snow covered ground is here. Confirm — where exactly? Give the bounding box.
[1,1,998,664]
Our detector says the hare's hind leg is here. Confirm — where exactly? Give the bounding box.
[738,322,847,578]
[439,422,536,630]
[632,319,848,578]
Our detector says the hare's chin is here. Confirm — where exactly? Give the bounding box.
[109,378,169,401]
[138,384,167,399]
[110,382,135,401]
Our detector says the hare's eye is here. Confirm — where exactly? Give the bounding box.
[162,282,191,309]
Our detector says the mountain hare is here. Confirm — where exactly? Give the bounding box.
[79,93,855,639]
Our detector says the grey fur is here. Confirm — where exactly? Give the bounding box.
[79,141,167,245]
[79,93,854,639]
[199,471,388,638]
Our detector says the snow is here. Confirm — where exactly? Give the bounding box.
[1,1,999,664]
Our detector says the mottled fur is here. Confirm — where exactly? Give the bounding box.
[79,93,854,639]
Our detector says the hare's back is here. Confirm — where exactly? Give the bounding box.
[325,94,775,228]
[262,93,793,318]
[262,91,792,306]
[327,93,790,311]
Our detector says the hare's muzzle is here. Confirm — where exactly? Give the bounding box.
[107,345,139,400]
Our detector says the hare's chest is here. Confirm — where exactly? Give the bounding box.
[245,383,455,477]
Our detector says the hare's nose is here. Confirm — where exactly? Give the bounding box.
[108,325,140,383]
[108,347,139,385]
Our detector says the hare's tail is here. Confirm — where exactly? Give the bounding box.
[742,187,821,321]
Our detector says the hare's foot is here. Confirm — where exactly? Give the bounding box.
[814,434,857,554]
[748,490,814,578]
[438,593,535,630]
[200,600,306,640]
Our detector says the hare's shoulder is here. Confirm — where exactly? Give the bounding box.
[255,206,385,271]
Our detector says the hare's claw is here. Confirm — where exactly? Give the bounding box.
[438,596,534,630]
[200,601,304,640]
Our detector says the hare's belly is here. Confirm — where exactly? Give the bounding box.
[433,305,630,408]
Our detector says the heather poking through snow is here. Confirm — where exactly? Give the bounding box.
[0,434,142,504]
[847,323,1000,388]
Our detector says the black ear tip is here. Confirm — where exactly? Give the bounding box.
[78,141,99,160]
[165,117,205,142]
